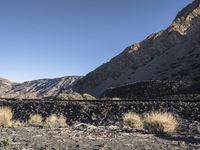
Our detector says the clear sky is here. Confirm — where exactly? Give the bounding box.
[0,0,192,83]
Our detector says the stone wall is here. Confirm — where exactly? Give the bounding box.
[0,100,199,126]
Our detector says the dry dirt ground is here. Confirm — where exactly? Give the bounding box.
[0,123,200,150]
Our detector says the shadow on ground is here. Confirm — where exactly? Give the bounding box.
[156,134,200,145]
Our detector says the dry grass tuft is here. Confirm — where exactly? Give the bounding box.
[123,112,143,128]
[0,107,13,127]
[28,114,43,125]
[13,120,24,128]
[45,114,57,127]
[144,112,178,134]
[56,115,67,127]
[45,114,66,128]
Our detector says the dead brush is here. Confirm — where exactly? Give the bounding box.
[28,114,43,125]
[45,114,67,128]
[0,107,13,127]
[143,112,178,134]
[123,112,143,128]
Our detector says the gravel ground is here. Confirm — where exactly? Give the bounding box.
[0,123,200,150]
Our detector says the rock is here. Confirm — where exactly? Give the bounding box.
[107,125,120,130]
[72,123,97,131]
[189,121,200,134]
[122,126,137,133]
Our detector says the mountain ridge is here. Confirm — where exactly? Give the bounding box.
[0,76,82,99]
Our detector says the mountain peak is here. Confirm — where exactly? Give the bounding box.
[174,0,200,22]
[170,0,200,35]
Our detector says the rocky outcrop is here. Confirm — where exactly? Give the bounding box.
[73,0,200,96]
[0,76,81,99]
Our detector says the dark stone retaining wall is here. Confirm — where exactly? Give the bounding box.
[0,100,199,126]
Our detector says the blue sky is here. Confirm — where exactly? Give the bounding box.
[0,0,192,82]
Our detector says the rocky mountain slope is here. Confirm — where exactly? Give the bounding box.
[74,0,200,96]
[0,76,81,99]
[0,78,13,95]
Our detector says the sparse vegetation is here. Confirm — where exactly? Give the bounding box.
[57,115,67,127]
[56,92,83,100]
[28,114,43,125]
[143,112,178,134]
[0,107,13,127]
[56,91,96,100]
[123,111,178,134]
[0,138,12,147]
[13,120,24,128]
[45,114,67,128]
[82,93,96,100]
[123,112,143,128]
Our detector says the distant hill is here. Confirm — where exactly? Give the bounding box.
[0,78,13,96]
[73,0,200,96]
[0,76,81,99]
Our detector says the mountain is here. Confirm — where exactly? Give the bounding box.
[0,78,13,95]
[0,76,81,99]
[73,0,200,96]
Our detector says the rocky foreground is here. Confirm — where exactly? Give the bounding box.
[0,99,199,149]
[0,123,200,150]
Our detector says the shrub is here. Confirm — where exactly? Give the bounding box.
[13,120,24,128]
[56,92,83,100]
[28,114,43,125]
[0,107,13,127]
[45,114,57,127]
[56,115,67,127]
[45,114,66,128]
[0,138,12,147]
[56,91,96,100]
[82,93,96,100]
[123,112,143,128]
[144,112,178,134]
